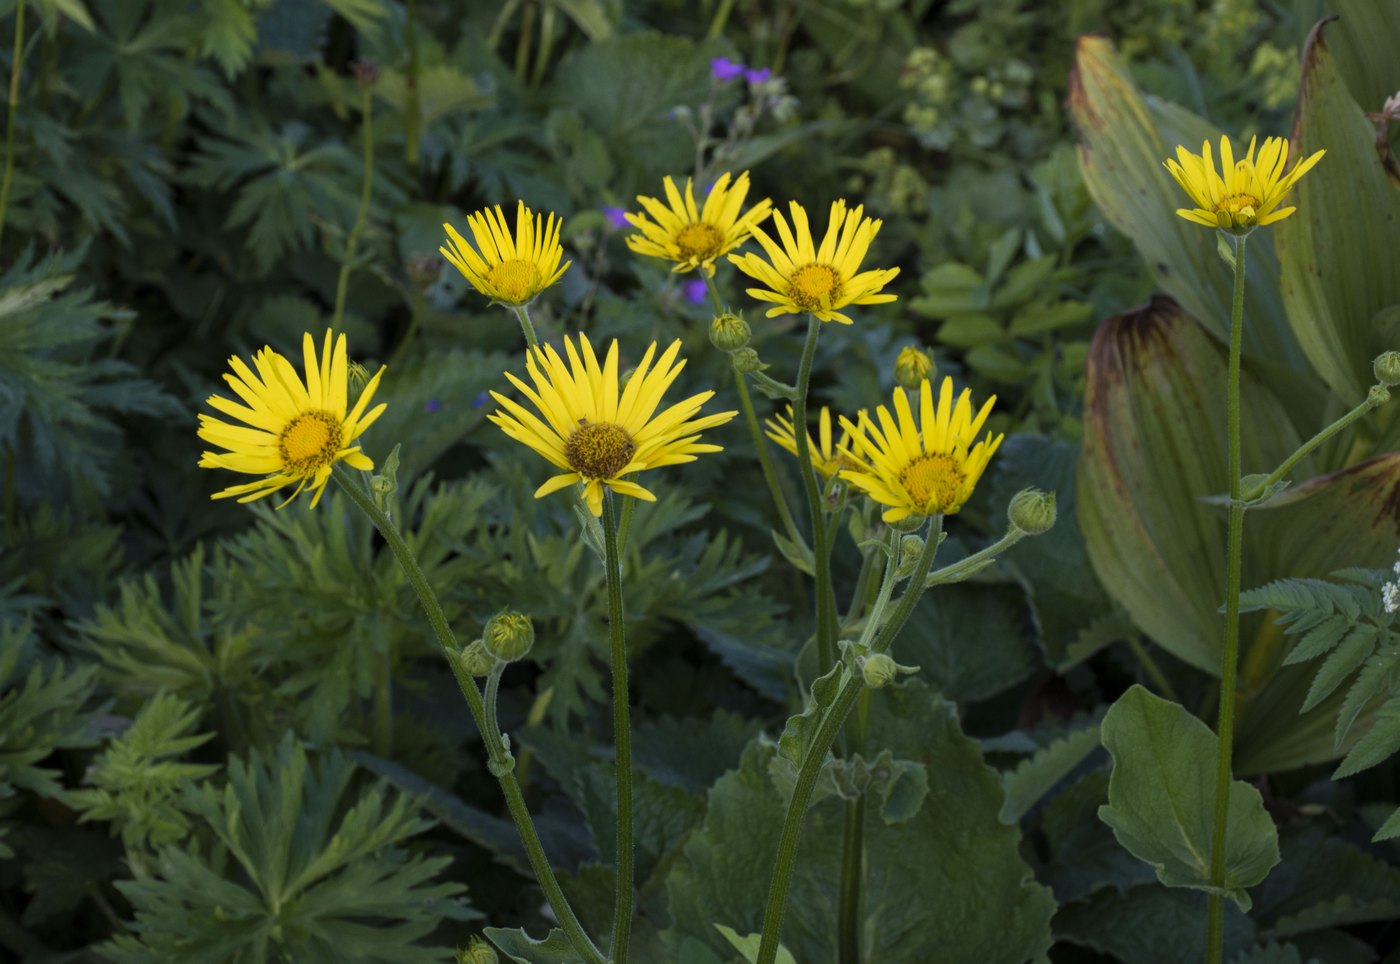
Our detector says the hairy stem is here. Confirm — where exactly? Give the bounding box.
[333,467,605,964]
[1206,232,1247,964]
[510,303,540,350]
[793,316,839,674]
[603,494,635,962]
[331,84,375,334]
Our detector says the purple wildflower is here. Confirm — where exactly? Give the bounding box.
[711,57,744,82]
[744,67,771,85]
[684,279,708,304]
[472,390,489,409]
[424,399,442,413]
[603,205,629,230]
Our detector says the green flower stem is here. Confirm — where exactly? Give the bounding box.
[332,467,606,964]
[0,0,26,251]
[701,273,803,544]
[1242,393,1386,502]
[794,316,839,675]
[403,0,422,169]
[602,493,635,963]
[841,541,878,628]
[509,303,540,350]
[1206,232,1248,964]
[747,369,799,400]
[331,84,375,335]
[757,517,943,964]
[923,529,1025,588]
[482,661,508,752]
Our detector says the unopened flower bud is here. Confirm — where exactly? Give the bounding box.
[862,653,919,689]
[894,535,925,578]
[370,474,395,497]
[1370,384,1392,408]
[458,937,498,964]
[709,312,751,352]
[1374,351,1400,387]
[731,347,766,374]
[894,345,935,389]
[483,611,535,662]
[1008,488,1057,535]
[459,640,496,677]
[347,361,371,394]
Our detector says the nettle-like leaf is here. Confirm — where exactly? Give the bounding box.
[103,735,475,963]
[71,692,219,853]
[0,247,177,501]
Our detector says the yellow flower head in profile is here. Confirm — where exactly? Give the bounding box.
[765,405,862,479]
[441,201,571,305]
[489,334,738,516]
[625,171,773,276]
[198,331,387,508]
[728,199,899,325]
[839,376,1003,523]
[1163,135,1325,234]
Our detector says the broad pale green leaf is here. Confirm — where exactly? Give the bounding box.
[1273,19,1400,403]
[714,925,796,964]
[1000,722,1102,824]
[1326,0,1400,122]
[1098,686,1280,909]
[1078,296,1300,674]
[664,683,1054,963]
[1069,36,1307,380]
[485,927,583,963]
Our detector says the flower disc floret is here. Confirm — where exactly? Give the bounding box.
[1163,135,1324,233]
[625,171,773,276]
[197,330,387,508]
[488,334,738,516]
[440,201,571,305]
[839,376,1003,521]
[728,199,899,324]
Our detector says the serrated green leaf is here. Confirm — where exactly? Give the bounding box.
[1334,649,1397,746]
[1055,885,1256,963]
[1000,722,1101,823]
[1332,694,1400,779]
[1372,805,1400,842]
[1281,614,1351,666]
[1302,626,1375,712]
[485,927,582,963]
[714,925,796,964]
[1098,686,1279,910]
[776,661,844,768]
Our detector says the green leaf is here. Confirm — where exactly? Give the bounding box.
[1332,694,1400,778]
[1372,806,1400,842]
[664,684,1054,962]
[1000,722,1101,824]
[1280,614,1351,666]
[714,925,796,964]
[1054,885,1256,964]
[1251,824,1400,937]
[484,927,582,963]
[1301,625,1376,712]
[1274,19,1400,403]
[1334,649,1398,746]
[1327,0,1400,108]
[775,661,844,769]
[1098,686,1280,910]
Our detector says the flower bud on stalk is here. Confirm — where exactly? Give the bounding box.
[731,347,766,374]
[894,345,935,389]
[458,639,496,677]
[861,653,920,689]
[457,937,499,964]
[483,611,535,662]
[709,312,752,352]
[1008,488,1057,535]
[1373,350,1400,388]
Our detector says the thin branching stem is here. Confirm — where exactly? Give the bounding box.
[331,84,375,334]
[602,493,635,963]
[0,0,27,250]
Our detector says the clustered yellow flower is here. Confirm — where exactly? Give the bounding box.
[1164,135,1324,233]
[625,171,773,276]
[765,405,861,479]
[440,201,571,305]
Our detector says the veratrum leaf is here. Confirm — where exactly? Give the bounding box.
[1098,686,1280,910]
[1000,723,1102,824]
[1333,695,1400,779]
[1273,19,1400,403]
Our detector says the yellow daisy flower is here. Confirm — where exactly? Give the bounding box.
[1163,135,1325,233]
[488,334,737,516]
[764,405,862,479]
[198,330,387,509]
[839,376,1003,522]
[440,201,571,305]
[727,199,899,325]
[624,171,773,276]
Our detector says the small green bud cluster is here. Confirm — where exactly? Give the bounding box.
[1008,488,1057,535]
[709,312,751,352]
[731,346,766,374]
[861,653,920,689]
[457,937,498,964]
[893,344,935,390]
[1373,350,1400,388]
[894,534,925,579]
[458,639,496,677]
[483,611,535,662]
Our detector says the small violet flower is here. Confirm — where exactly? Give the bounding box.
[603,205,629,230]
[711,57,744,82]
[424,399,442,413]
[744,67,771,85]
[684,279,708,304]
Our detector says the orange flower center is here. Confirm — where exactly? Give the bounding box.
[279,411,344,475]
[487,259,542,303]
[675,222,724,261]
[565,421,635,480]
[788,263,844,312]
[899,453,963,511]
[1216,193,1261,217]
